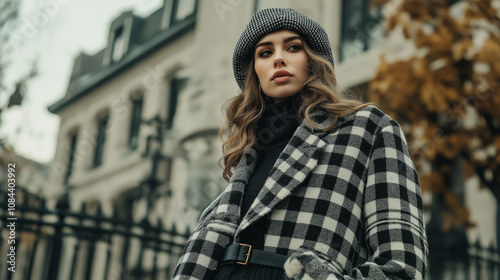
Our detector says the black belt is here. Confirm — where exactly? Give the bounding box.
[220,243,288,268]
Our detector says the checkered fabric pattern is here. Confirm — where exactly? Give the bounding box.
[232,8,334,89]
[173,106,428,280]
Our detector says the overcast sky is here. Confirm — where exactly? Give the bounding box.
[0,0,163,163]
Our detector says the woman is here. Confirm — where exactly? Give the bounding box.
[173,8,428,280]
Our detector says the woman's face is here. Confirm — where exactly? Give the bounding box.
[254,29,308,103]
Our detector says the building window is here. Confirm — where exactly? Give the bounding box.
[166,76,187,129]
[129,94,143,149]
[93,115,109,167]
[111,26,125,62]
[172,0,197,24]
[64,133,78,185]
[340,0,383,61]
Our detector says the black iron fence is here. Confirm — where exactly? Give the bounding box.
[428,239,500,280]
[0,187,190,280]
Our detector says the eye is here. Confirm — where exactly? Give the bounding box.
[288,44,302,52]
[258,49,273,58]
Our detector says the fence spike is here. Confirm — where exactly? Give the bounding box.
[112,204,120,219]
[38,198,47,215]
[157,217,164,229]
[22,187,29,206]
[80,201,87,214]
[171,223,178,235]
[474,238,482,251]
[55,193,70,211]
[96,202,103,217]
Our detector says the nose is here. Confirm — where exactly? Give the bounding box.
[274,52,286,68]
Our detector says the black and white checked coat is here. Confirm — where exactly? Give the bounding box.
[173,106,428,280]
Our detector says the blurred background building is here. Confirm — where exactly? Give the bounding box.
[0,0,499,279]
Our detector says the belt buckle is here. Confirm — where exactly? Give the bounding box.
[236,243,252,265]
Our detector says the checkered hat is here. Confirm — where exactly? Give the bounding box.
[232,8,334,89]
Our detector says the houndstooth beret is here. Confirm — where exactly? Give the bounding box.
[232,8,334,89]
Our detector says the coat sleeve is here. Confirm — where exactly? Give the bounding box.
[284,119,428,280]
[172,194,236,280]
[353,119,428,279]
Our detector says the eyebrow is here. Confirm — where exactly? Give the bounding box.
[255,36,302,49]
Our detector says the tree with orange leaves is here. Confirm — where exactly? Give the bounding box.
[370,0,500,230]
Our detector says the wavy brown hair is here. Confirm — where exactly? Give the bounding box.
[220,39,370,181]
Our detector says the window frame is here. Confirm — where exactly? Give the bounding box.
[64,132,78,185]
[170,0,198,25]
[128,93,144,150]
[166,75,188,130]
[111,25,125,63]
[92,114,109,168]
[339,0,383,62]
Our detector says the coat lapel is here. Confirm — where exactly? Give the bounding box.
[211,147,258,225]
[236,112,334,236]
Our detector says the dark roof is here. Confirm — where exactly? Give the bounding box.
[137,8,164,43]
[49,4,196,114]
[69,50,105,83]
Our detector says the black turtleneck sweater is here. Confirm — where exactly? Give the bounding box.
[239,97,300,247]
[215,97,300,280]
